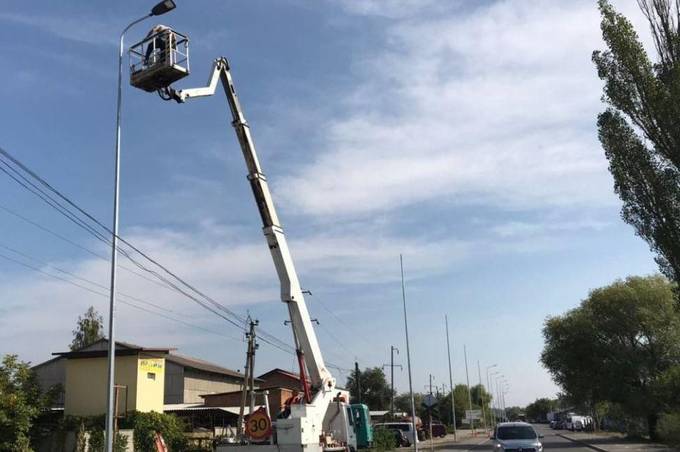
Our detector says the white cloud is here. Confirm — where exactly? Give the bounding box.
[0,223,471,361]
[331,0,453,18]
[0,12,117,46]
[276,1,651,218]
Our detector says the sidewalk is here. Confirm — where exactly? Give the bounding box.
[558,431,678,452]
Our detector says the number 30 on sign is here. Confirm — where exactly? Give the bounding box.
[246,407,272,440]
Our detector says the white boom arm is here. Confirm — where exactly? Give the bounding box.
[171,60,339,436]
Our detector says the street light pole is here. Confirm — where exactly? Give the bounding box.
[486,365,497,428]
[445,315,457,441]
[400,255,418,452]
[105,3,175,451]
[390,346,399,416]
[463,345,474,434]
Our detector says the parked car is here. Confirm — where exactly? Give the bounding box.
[491,422,543,452]
[429,421,447,438]
[387,428,410,447]
[373,422,419,446]
[565,415,585,431]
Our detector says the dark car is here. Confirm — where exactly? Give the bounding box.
[428,422,447,438]
[380,427,410,447]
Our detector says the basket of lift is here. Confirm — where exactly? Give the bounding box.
[129,27,189,92]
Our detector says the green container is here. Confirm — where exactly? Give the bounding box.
[351,404,373,448]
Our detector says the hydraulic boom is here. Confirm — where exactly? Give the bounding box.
[166,58,343,451]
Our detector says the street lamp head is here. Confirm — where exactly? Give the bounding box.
[151,0,176,16]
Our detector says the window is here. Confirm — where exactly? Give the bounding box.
[497,426,537,440]
[147,372,156,380]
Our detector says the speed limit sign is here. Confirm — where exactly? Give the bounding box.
[246,407,272,440]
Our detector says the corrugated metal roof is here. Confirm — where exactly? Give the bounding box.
[163,404,263,415]
[165,353,252,380]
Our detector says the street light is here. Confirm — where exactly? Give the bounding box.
[151,0,177,16]
[485,364,497,428]
[104,2,176,451]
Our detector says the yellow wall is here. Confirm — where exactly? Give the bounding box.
[64,355,165,416]
[136,357,165,413]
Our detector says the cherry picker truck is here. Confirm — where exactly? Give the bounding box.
[128,27,371,452]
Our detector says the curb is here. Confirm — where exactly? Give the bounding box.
[557,433,609,452]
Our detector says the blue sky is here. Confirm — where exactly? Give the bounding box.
[0,0,660,406]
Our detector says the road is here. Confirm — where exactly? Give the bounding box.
[439,424,593,452]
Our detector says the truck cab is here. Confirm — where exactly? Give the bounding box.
[350,404,373,448]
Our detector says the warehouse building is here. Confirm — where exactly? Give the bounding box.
[33,339,252,415]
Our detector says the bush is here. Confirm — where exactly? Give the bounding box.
[75,425,127,452]
[122,411,187,451]
[373,427,396,451]
[66,412,184,451]
[657,412,680,447]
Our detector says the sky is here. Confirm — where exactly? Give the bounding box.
[0,0,661,407]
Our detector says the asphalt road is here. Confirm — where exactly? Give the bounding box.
[444,424,593,452]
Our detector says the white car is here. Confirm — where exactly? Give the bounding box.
[492,422,543,452]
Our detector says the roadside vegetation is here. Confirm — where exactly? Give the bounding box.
[533,0,680,444]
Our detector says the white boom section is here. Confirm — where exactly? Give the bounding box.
[173,60,338,448]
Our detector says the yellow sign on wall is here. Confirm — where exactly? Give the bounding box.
[139,358,164,373]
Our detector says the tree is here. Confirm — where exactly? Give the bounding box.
[70,306,104,351]
[593,0,680,287]
[0,354,57,450]
[525,398,557,422]
[394,392,426,420]
[505,406,524,422]
[346,367,394,410]
[541,275,680,439]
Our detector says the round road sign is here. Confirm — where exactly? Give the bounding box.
[246,407,272,441]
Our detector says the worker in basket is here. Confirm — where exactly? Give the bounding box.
[144,24,175,66]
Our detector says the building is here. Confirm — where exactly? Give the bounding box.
[164,352,257,404]
[53,345,168,416]
[33,339,251,414]
[256,368,309,391]
[201,387,296,419]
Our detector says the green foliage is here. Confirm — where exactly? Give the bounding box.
[525,398,557,422]
[84,429,127,452]
[121,411,187,451]
[658,412,680,446]
[67,412,184,451]
[0,354,56,451]
[393,384,492,428]
[505,407,524,422]
[346,367,394,410]
[593,0,680,285]
[372,427,397,451]
[70,306,104,351]
[541,275,680,439]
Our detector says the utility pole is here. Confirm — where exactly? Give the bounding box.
[445,315,457,441]
[400,255,418,452]
[239,319,258,437]
[477,361,487,432]
[355,361,361,404]
[427,374,434,452]
[382,346,402,417]
[463,345,474,435]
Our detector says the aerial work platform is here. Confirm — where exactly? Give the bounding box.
[129,27,189,92]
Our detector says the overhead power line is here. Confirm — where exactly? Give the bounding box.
[0,249,242,342]
[0,147,356,372]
